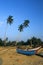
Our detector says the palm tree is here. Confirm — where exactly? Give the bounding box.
[7,16,13,25]
[18,20,30,32]
[18,20,30,46]
[4,15,13,46]
[18,24,23,32]
[16,24,23,46]
[23,20,30,27]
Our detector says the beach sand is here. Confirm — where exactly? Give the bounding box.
[0,47,43,65]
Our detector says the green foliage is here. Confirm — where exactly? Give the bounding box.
[6,41,16,46]
[0,37,43,47]
[18,24,23,32]
[7,15,13,25]
[6,41,11,46]
[18,20,30,32]
[11,41,16,46]
[30,37,42,48]
[23,20,30,27]
[17,41,24,46]
[0,39,4,46]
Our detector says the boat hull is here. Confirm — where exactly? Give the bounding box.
[16,46,41,55]
[16,49,36,55]
[36,52,43,57]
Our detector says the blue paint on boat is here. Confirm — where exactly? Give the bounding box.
[16,49,36,55]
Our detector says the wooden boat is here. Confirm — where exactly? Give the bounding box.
[28,46,41,51]
[36,52,43,57]
[16,46,41,55]
[16,49,36,55]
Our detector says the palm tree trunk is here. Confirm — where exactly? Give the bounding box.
[4,24,8,46]
[16,32,21,46]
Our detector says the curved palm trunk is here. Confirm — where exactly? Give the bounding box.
[4,24,8,46]
[16,32,21,46]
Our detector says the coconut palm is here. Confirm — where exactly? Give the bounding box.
[7,16,13,25]
[23,20,30,27]
[16,24,23,45]
[18,24,23,32]
[18,20,30,32]
[4,15,13,46]
[18,20,30,46]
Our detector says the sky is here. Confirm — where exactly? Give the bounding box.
[0,0,43,41]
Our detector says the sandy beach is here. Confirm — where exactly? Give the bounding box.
[0,47,43,65]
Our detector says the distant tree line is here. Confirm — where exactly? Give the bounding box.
[0,37,43,48]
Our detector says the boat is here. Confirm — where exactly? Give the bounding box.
[36,52,43,57]
[16,49,36,55]
[28,46,41,51]
[16,46,41,55]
